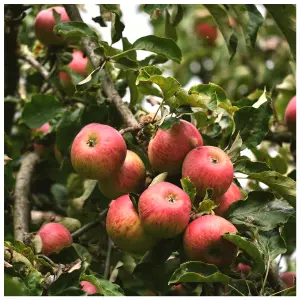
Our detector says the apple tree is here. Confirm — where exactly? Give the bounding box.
[4,4,296,296]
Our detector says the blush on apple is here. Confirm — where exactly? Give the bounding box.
[195,23,218,43]
[280,272,296,288]
[80,281,98,295]
[285,96,296,133]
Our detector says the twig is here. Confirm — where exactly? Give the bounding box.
[228,284,245,296]
[14,152,40,242]
[37,254,58,267]
[31,210,63,225]
[264,131,292,144]
[119,124,143,135]
[270,285,295,296]
[104,239,113,279]
[260,254,271,295]
[71,209,108,239]
[267,265,286,293]
[63,4,139,128]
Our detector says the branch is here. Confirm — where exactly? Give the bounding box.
[104,239,113,279]
[63,4,139,128]
[30,210,63,225]
[267,265,285,293]
[14,152,40,242]
[119,124,143,135]
[264,131,293,144]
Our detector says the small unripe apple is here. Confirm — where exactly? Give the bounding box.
[280,272,296,288]
[139,182,191,239]
[80,281,98,295]
[183,215,238,268]
[214,182,242,216]
[37,222,72,255]
[70,123,127,180]
[195,23,218,43]
[284,96,296,133]
[182,146,234,197]
[148,120,203,175]
[232,263,251,275]
[98,150,146,199]
[106,195,157,254]
[32,123,51,156]
[59,51,89,86]
[34,6,70,46]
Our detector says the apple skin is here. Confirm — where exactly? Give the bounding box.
[182,146,234,197]
[195,23,218,43]
[232,263,251,276]
[106,195,157,254]
[70,123,127,180]
[37,222,73,256]
[148,120,203,175]
[280,272,296,288]
[183,215,238,268]
[32,123,51,156]
[80,281,98,295]
[284,96,296,133]
[59,51,89,86]
[98,150,146,199]
[34,6,70,46]
[214,182,242,216]
[138,182,191,239]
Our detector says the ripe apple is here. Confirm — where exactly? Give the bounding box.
[37,222,72,255]
[106,195,157,254]
[32,123,51,156]
[232,263,251,276]
[280,272,296,288]
[70,123,127,180]
[182,146,234,197]
[285,96,296,133]
[138,182,191,239]
[148,120,203,175]
[59,51,89,86]
[80,281,98,295]
[34,6,70,46]
[98,150,146,199]
[183,215,238,268]
[195,23,218,43]
[214,182,242,216]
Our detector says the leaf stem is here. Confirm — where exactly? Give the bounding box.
[152,99,165,122]
[228,284,245,296]
[110,49,136,60]
[260,253,271,295]
[270,285,295,296]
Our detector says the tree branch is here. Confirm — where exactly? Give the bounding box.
[104,239,113,279]
[14,152,40,242]
[119,124,143,135]
[267,265,285,293]
[63,4,139,128]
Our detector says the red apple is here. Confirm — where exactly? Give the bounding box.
[195,23,218,43]
[59,51,89,86]
[232,263,251,276]
[285,96,296,133]
[138,182,191,239]
[280,272,296,288]
[32,123,51,156]
[37,222,72,255]
[214,182,242,216]
[148,120,203,175]
[34,6,70,46]
[106,195,157,254]
[183,215,238,268]
[98,150,146,199]
[80,281,98,295]
[182,146,234,197]
[168,284,187,296]
[70,123,127,180]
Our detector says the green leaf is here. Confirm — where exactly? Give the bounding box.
[226,132,243,162]
[111,12,125,44]
[149,172,168,187]
[226,191,294,231]
[170,4,184,26]
[159,117,180,130]
[223,233,265,273]
[133,35,182,63]
[234,157,271,174]
[126,71,139,108]
[143,4,168,15]
[101,4,120,13]
[198,199,217,215]
[80,274,124,296]
[264,5,296,59]
[169,261,231,285]
[113,57,139,71]
[75,67,105,93]
[24,268,44,296]
[180,177,197,205]
[248,171,296,208]
[234,101,272,149]
[4,274,28,296]
[72,243,92,264]
[22,94,63,129]
[58,287,86,296]
[122,37,136,60]
[165,9,177,41]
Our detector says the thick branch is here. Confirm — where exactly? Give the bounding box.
[63,4,138,128]
[119,124,143,135]
[267,265,285,293]
[264,131,293,144]
[14,152,40,241]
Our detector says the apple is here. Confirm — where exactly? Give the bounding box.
[32,123,51,156]
[80,281,98,295]
[54,144,63,164]
[34,6,70,46]
[98,150,146,199]
[182,146,234,197]
[285,96,296,133]
[167,284,187,296]
[214,182,242,216]
[148,120,203,175]
[183,215,238,268]
[70,123,127,180]
[138,182,191,239]
[37,222,72,255]
[280,272,296,288]
[59,51,89,86]
[106,195,157,254]
[232,263,251,276]
[195,23,218,43]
